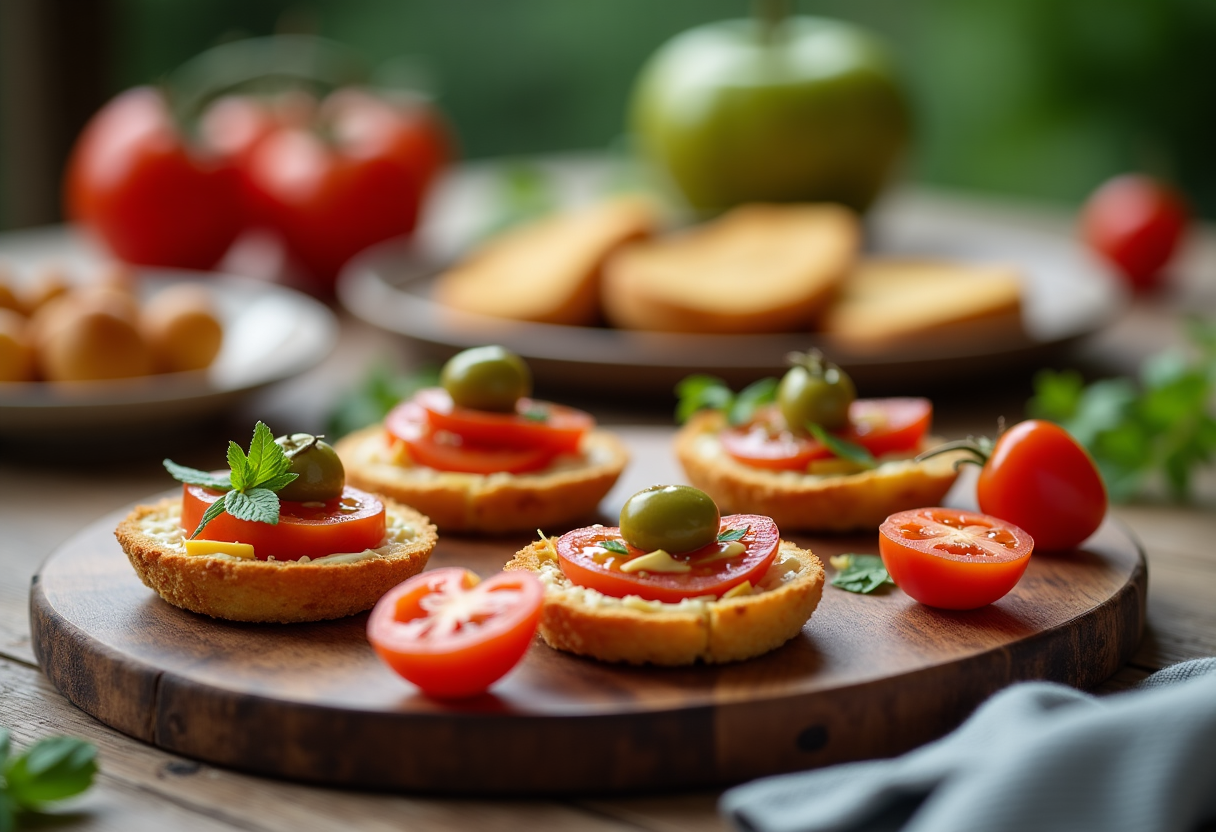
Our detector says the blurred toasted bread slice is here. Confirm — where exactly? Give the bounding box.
[432,196,659,326]
[820,258,1024,348]
[601,203,859,333]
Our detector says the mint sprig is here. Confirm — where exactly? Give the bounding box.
[831,554,895,594]
[1,728,98,827]
[163,422,300,539]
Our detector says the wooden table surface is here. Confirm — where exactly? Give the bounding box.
[3,192,1215,830]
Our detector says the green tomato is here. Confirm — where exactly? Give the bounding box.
[275,434,345,502]
[440,345,531,412]
[778,357,856,432]
[619,485,720,554]
[631,14,909,214]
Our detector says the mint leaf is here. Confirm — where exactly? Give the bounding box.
[226,440,251,491]
[3,736,97,809]
[258,472,299,493]
[831,554,894,594]
[600,540,629,555]
[727,378,778,427]
[807,423,876,469]
[162,460,232,491]
[675,375,734,423]
[246,421,290,485]
[224,489,281,525]
[717,526,749,543]
[189,498,229,539]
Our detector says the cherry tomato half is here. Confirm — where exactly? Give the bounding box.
[556,514,780,603]
[367,567,543,698]
[1081,174,1188,291]
[414,387,593,454]
[976,420,1107,552]
[721,398,932,471]
[385,400,558,474]
[879,507,1034,610]
[181,483,386,561]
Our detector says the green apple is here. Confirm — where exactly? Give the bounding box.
[630,13,910,214]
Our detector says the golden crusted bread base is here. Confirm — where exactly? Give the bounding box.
[675,411,963,532]
[115,497,437,623]
[601,203,859,333]
[336,425,629,534]
[504,539,823,666]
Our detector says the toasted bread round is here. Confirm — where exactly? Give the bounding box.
[601,203,859,333]
[675,411,963,532]
[504,538,823,665]
[115,497,437,623]
[336,425,629,534]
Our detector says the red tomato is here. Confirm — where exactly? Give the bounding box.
[414,387,593,454]
[367,567,542,698]
[181,484,386,561]
[976,420,1107,552]
[385,400,559,474]
[721,398,932,472]
[879,507,1034,610]
[65,87,243,269]
[556,514,780,603]
[239,88,450,290]
[1081,174,1188,291]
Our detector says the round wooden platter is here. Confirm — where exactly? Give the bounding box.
[30,428,1145,796]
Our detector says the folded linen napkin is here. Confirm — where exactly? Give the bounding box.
[721,659,1216,832]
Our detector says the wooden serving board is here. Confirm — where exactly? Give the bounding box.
[30,428,1145,795]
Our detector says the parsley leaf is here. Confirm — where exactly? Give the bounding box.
[717,526,749,542]
[1,730,97,815]
[830,554,895,594]
[807,424,877,469]
[600,540,630,555]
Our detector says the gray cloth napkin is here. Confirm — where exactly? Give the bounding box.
[721,659,1216,832]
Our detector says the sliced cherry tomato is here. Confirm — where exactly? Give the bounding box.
[367,567,542,698]
[879,507,1034,610]
[181,483,386,561]
[1081,174,1188,291]
[385,400,558,474]
[414,387,593,454]
[556,514,780,603]
[976,420,1107,552]
[721,398,932,472]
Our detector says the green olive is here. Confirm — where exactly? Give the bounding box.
[619,485,720,554]
[778,351,856,432]
[440,345,532,412]
[275,433,345,502]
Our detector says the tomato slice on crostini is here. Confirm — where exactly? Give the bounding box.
[181,484,386,561]
[556,514,780,604]
[720,398,933,472]
[414,387,593,454]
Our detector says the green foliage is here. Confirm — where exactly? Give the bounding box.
[674,374,777,426]
[830,554,895,594]
[0,729,97,828]
[326,362,440,440]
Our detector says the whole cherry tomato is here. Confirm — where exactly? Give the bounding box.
[1081,174,1188,291]
[879,507,1034,610]
[367,567,543,699]
[65,87,243,270]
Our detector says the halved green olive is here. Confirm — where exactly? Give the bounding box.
[275,433,345,502]
[619,485,720,554]
[778,350,856,433]
[440,345,531,412]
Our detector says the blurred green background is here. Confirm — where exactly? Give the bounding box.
[3,0,1216,230]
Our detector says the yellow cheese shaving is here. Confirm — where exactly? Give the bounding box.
[184,539,255,559]
[692,541,746,564]
[536,529,558,561]
[829,554,854,571]
[721,580,753,599]
[619,549,692,574]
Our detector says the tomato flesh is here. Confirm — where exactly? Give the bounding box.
[181,483,386,561]
[878,507,1033,610]
[556,514,780,603]
[367,567,542,698]
[721,398,932,472]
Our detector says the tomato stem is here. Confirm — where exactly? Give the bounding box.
[916,437,994,471]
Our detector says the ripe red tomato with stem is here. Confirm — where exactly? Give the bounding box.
[922,419,1107,551]
[367,567,543,699]
[1081,174,1188,291]
[879,507,1034,609]
[65,87,243,270]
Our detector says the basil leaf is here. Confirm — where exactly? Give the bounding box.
[162,460,232,491]
[674,374,734,423]
[189,498,229,539]
[807,423,876,469]
[727,377,778,427]
[3,736,97,808]
[225,488,281,525]
[717,526,749,543]
[831,554,894,594]
[600,540,629,555]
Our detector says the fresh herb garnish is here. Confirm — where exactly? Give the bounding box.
[806,423,877,469]
[1,728,97,827]
[675,374,778,426]
[600,539,630,555]
[717,526,749,543]
[163,422,299,539]
[326,361,440,439]
[830,554,895,594]
[1027,317,1216,501]
[520,404,550,423]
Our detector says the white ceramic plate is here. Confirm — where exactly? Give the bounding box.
[0,226,338,434]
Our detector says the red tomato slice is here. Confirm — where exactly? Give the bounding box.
[414,387,593,453]
[721,398,932,472]
[385,401,558,474]
[556,514,780,603]
[181,484,386,561]
[367,567,542,698]
[878,507,1034,610]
